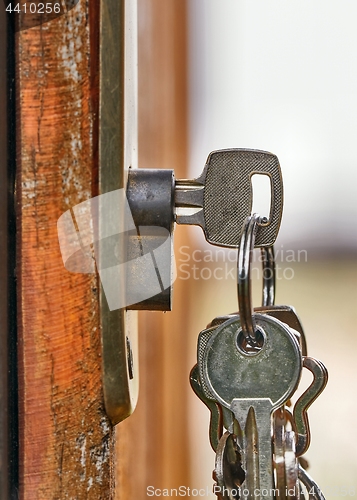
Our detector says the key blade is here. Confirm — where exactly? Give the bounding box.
[245,406,261,500]
[175,207,205,227]
[214,432,245,499]
[175,180,204,208]
[231,399,274,500]
[175,169,205,224]
[273,409,287,500]
[285,430,299,499]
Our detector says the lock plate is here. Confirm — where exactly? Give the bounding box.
[99,0,139,424]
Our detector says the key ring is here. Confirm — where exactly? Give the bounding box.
[261,245,275,307]
[237,213,275,345]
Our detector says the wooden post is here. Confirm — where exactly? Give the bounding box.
[16,1,114,497]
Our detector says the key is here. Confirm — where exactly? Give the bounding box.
[190,363,223,452]
[273,408,300,500]
[272,356,327,500]
[255,306,307,357]
[244,406,260,500]
[192,323,239,447]
[273,408,287,500]
[198,313,302,500]
[285,430,299,499]
[213,431,245,500]
[272,408,327,500]
[293,357,328,456]
[175,149,283,247]
[298,465,326,500]
[209,306,307,357]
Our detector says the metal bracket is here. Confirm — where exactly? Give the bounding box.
[126,168,175,311]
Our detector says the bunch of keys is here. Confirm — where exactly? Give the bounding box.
[189,152,328,500]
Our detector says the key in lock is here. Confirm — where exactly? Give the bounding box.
[121,148,284,310]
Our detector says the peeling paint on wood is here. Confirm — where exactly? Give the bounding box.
[16,1,113,498]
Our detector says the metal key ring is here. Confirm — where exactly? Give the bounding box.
[237,213,268,345]
[261,245,275,307]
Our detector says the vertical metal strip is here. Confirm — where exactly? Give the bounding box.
[0,9,18,499]
[0,9,8,497]
[99,0,139,424]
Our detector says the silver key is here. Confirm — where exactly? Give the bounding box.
[175,149,283,247]
[190,363,223,452]
[285,430,299,499]
[210,306,308,357]
[214,431,245,500]
[293,357,328,456]
[198,314,302,500]
[273,408,300,500]
[244,406,260,500]
[298,465,326,500]
[273,408,287,500]
[190,327,238,442]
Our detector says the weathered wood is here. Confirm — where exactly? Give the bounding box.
[115,0,190,496]
[16,2,113,498]
[0,8,9,498]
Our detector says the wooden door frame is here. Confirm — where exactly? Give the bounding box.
[16,1,112,497]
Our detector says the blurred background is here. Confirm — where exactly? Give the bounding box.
[183,0,357,497]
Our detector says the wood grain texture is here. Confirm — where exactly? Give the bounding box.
[16,1,113,498]
[0,8,9,498]
[115,0,191,497]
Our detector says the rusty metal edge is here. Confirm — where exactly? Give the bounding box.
[0,8,19,499]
